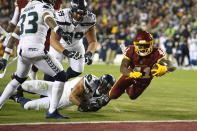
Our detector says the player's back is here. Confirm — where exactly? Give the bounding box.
[18,1,53,49]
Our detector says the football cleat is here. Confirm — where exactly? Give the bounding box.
[46,110,70,119]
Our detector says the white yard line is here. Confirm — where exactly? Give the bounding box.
[1,120,197,126]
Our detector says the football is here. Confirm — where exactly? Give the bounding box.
[151,63,158,75]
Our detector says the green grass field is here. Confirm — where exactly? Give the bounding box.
[0,60,197,124]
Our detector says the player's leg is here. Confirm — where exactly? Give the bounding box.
[126,80,151,100]
[109,75,132,99]
[0,56,31,108]
[66,42,85,79]
[21,80,54,97]
[29,65,38,80]
[34,53,68,118]
[22,97,50,110]
[43,46,64,82]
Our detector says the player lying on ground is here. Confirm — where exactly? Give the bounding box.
[108,30,176,100]
[10,74,116,112]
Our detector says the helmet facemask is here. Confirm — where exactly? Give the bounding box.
[70,0,87,25]
[96,74,116,95]
[134,40,153,56]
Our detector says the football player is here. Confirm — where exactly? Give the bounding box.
[10,74,115,112]
[109,31,176,100]
[0,0,82,119]
[3,0,63,80]
[44,0,98,81]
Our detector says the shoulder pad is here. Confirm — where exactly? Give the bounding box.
[80,12,96,26]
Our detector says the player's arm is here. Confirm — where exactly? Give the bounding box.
[120,58,142,79]
[84,26,97,65]
[0,26,20,70]
[120,58,131,77]
[50,30,64,53]
[85,26,97,53]
[6,6,19,32]
[69,78,85,106]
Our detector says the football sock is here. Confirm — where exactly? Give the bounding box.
[48,81,64,113]
[18,97,32,107]
[0,79,20,106]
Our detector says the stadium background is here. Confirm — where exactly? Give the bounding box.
[0,0,197,130]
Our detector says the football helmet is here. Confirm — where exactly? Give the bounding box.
[134,31,154,56]
[96,74,116,95]
[70,0,87,25]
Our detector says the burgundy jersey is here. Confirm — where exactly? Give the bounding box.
[54,0,62,10]
[123,45,166,80]
[17,0,28,14]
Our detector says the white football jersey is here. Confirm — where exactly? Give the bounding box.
[17,1,55,49]
[55,8,96,48]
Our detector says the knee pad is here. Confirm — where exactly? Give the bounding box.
[44,74,55,82]
[54,71,67,82]
[14,75,27,84]
[66,67,82,80]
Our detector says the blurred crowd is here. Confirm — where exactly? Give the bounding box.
[0,0,197,67]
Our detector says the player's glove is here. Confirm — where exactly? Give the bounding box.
[78,101,90,112]
[63,49,82,60]
[151,63,167,77]
[96,94,110,107]
[78,101,100,112]
[56,27,72,44]
[0,59,7,70]
[84,51,93,65]
[126,72,142,79]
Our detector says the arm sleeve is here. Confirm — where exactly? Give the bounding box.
[10,7,20,25]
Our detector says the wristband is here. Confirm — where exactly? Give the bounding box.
[3,52,10,60]
[12,32,20,40]
[62,49,69,56]
[5,47,13,54]
[53,26,59,33]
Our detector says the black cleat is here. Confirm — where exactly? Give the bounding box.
[9,85,24,103]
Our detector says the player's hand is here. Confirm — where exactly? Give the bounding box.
[63,49,82,60]
[0,59,7,70]
[84,51,93,65]
[126,72,142,79]
[151,63,167,77]
[96,94,110,107]
[78,101,100,112]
